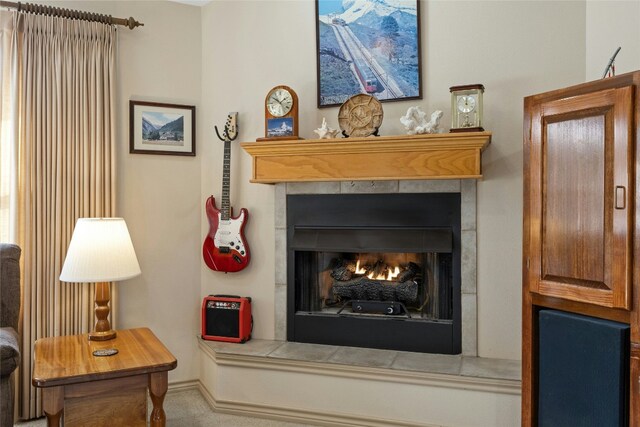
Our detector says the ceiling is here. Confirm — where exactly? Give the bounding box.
[167,0,213,6]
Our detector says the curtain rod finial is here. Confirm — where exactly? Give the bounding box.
[126,17,143,30]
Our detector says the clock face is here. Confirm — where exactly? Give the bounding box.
[267,88,293,117]
[457,95,476,113]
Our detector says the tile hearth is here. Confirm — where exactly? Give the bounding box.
[200,338,521,383]
[198,337,521,426]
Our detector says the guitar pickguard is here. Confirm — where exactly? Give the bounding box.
[213,211,247,257]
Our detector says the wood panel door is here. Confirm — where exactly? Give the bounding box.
[632,345,640,426]
[527,86,634,309]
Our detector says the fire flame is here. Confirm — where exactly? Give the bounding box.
[371,266,400,281]
[355,260,401,281]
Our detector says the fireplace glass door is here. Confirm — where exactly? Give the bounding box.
[294,239,453,321]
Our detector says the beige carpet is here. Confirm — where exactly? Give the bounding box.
[15,387,315,426]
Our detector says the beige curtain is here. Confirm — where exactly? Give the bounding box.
[0,11,116,420]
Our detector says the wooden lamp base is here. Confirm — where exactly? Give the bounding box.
[90,282,117,341]
[89,329,117,341]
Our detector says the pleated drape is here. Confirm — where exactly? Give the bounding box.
[0,11,116,420]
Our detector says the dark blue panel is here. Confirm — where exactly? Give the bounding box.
[538,309,629,427]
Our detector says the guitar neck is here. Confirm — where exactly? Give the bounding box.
[221,139,231,220]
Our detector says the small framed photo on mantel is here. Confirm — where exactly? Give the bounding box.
[130,100,196,156]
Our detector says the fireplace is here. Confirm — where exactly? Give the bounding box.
[287,193,461,354]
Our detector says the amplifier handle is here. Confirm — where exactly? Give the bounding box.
[210,294,241,299]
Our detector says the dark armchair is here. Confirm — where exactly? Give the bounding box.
[1,244,21,427]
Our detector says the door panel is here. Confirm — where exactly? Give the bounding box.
[543,114,607,288]
[529,86,633,309]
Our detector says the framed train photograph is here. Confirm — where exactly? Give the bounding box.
[315,0,422,108]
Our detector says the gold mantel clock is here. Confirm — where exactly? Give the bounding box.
[450,84,484,132]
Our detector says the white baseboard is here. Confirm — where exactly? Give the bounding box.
[196,380,436,427]
[167,379,200,393]
[165,377,432,426]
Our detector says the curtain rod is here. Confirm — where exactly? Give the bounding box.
[0,1,144,29]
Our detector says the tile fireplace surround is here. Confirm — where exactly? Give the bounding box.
[198,178,522,427]
[274,179,478,355]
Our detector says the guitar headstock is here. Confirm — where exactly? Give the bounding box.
[214,112,239,142]
[225,112,238,141]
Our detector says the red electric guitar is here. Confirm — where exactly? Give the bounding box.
[203,113,250,272]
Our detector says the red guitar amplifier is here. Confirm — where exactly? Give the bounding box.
[201,295,252,343]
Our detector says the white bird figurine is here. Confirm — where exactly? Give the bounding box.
[314,117,340,139]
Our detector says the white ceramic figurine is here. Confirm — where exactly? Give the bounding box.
[400,107,443,135]
[314,117,340,139]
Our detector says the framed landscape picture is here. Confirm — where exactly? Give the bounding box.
[130,101,196,156]
[315,0,422,108]
[267,117,295,138]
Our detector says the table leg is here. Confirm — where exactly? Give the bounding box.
[42,386,64,427]
[148,371,168,427]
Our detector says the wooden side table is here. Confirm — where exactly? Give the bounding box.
[33,327,177,427]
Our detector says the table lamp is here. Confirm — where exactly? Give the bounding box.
[60,218,141,341]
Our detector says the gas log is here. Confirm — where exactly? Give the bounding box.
[330,265,353,281]
[332,277,419,304]
[398,262,420,282]
[329,260,422,304]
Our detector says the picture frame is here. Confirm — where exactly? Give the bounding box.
[315,0,422,108]
[267,117,295,138]
[129,101,196,156]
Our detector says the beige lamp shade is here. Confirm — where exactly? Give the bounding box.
[60,218,141,283]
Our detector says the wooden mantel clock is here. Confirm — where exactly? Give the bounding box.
[257,85,301,141]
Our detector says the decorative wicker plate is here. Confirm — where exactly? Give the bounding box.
[338,94,384,137]
[92,348,119,357]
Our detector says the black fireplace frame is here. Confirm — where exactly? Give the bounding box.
[287,193,462,354]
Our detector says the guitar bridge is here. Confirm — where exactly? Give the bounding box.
[219,246,231,254]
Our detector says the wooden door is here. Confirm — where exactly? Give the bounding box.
[632,345,640,426]
[527,86,634,309]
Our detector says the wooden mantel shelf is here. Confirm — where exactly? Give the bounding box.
[240,132,491,184]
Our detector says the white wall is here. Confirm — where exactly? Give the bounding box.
[434,1,585,359]
[201,0,586,360]
[114,1,202,385]
[586,0,640,80]
[38,0,203,384]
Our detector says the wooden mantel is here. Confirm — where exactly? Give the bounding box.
[240,132,491,184]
